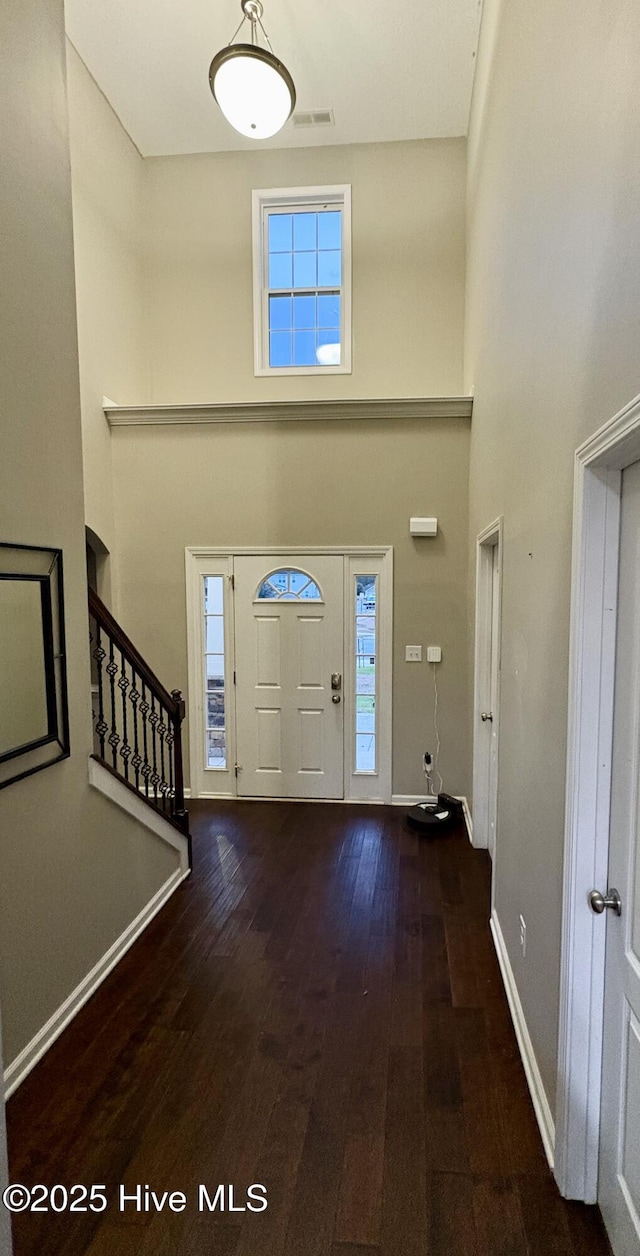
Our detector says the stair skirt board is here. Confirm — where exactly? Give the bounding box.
[89,757,190,867]
[490,908,556,1170]
[4,865,189,1099]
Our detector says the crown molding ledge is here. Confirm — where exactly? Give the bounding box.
[104,396,473,427]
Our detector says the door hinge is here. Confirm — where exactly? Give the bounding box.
[230,573,235,589]
[233,670,236,685]
[234,763,242,776]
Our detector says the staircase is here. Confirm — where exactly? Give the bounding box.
[88,588,191,865]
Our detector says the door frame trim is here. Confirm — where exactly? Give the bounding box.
[556,391,640,1202]
[185,546,393,804]
[472,518,503,878]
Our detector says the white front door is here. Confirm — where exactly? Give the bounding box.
[598,458,640,1255]
[234,554,344,799]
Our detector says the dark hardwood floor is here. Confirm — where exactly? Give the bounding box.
[6,802,611,1255]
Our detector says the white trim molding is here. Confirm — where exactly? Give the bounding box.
[556,392,640,1202]
[4,865,189,1098]
[491,910,556,1170]
[104,396,473,427]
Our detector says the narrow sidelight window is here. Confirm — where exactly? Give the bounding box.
[203,575,226,768]
[355,574,377,772]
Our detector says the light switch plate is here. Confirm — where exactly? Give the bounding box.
[427,646,442,663]
[405,645,422,662]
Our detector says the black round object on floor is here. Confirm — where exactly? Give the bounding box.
[406,800,454,832]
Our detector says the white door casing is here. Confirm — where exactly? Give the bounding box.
[598,459,640,1255]
[472,518,503,868]
[234,554,344,799]
[556,392,640,1205]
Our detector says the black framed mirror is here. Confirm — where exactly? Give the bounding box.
[0,543,70,789]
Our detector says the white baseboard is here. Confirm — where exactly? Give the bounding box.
[490,909,556,1169]
[391,794,436,806]
[4,865,189,1099]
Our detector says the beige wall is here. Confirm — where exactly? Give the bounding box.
[143,139,466,404]
[90,135,473,800]
[466,0,640,1106]
[111,416,471,797]
[67,43,149,567]
[0,0,180,1070]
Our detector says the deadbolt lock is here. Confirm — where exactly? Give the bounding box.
[331,672,342,690]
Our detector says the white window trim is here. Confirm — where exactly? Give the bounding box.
[252,184,352,378]
[185,547,392,803]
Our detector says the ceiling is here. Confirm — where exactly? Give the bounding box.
[64,0,483,158]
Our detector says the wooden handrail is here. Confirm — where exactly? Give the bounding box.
[89,588,178,715]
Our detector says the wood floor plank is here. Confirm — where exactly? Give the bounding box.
[6,804,612,1256]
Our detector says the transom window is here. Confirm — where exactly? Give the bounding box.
[256,568,322,601]
[253,186,352,377]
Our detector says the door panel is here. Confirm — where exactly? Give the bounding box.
[234,554,344,799]
[256,617,280,686]
[599,459,640,1255]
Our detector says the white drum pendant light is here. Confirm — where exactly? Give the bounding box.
[209,0,296,139]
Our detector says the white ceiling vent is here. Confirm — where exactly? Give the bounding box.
[292,109,335,129]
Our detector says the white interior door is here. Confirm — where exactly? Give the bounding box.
[487,543,500,860]
[598,458,640,1255]
[234,554,344,799]
[473,524,502,857]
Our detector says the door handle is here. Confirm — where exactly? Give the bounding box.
[588,888,622,916]
[331,673,342,690]
[332,694,341,704]
[481,712,493,722]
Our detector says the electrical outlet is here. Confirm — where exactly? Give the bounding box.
[519,914,527,958]
[405,645,422,662]
[424,751,432,766]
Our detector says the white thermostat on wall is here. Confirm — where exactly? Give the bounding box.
[409,517,438,536]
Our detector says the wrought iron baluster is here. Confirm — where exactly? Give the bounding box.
[119,650,131,782]
[93,622,107,760]
[150,694,159,806]
[107,638,119,769]
[141,681,150,797]
[167,718,175,820]
[130,668,141,792]
[158,708,167,814]
[87,589,189,857]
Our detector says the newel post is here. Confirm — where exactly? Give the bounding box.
[171,689,190,849]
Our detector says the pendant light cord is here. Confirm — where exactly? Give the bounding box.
[257,17,275,53]
[227,13,247,45]
[226,4,274,53]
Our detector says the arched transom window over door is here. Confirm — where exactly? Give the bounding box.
[256,567,323,601]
